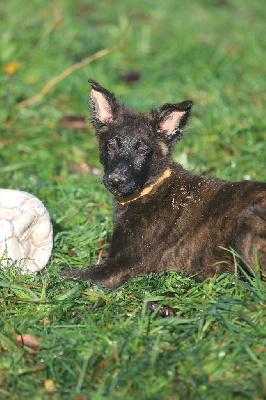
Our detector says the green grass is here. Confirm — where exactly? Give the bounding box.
[0,0,265,398]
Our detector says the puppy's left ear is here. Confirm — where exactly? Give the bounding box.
[154,100,193,144]
[88,79,122,129]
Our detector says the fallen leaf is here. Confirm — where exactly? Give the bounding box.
[39,318,51,325]
[0,387,11,397]
[0,368,8,386]
[254,347,266,352]
[3,61,20,75]
[97,239,107,247]
[73,395,86,400]
[16,333,42,351]
[59,115,87,129]
[119,70,141,84]
[23,283,40,289]
[161,291,177,298]
[96,358,105,383]
[148,301,176,317]
[44,379,56,391]
[68,249,78,257]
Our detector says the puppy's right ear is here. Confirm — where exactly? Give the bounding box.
[88,80,122,129]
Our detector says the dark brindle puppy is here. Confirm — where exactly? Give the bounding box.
[60,80,266,289]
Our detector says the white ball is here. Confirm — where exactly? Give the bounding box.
[0,189,53,274]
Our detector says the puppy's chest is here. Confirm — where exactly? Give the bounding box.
[114,189,199,238]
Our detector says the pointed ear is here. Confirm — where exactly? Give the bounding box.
[155,100,193,143]
[88,79,122,128]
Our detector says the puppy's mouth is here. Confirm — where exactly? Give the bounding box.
[105,182,140,198]
[106,167,172,205]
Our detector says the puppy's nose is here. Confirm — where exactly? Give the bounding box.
[108,173,126,188]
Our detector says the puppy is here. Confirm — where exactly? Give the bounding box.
[60,80,266,289]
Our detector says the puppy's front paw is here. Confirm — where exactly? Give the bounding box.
[58,266,75,277]
[58,262,125,290]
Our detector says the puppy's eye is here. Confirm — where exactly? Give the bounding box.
[137,148,147,155]
[108,143,117,151]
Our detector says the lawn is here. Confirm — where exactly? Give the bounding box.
[0,0,265,398]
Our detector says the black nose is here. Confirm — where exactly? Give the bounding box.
[108,173,126,188]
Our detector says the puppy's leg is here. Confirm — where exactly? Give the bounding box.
[232,205,266,278]
[59,261,129,290]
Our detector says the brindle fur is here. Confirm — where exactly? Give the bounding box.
[60,80,266,289]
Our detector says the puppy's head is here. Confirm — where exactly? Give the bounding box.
[88,79,192,198]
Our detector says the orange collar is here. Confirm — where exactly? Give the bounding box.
[115,168,172,205]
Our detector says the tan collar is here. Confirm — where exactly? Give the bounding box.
[115,168,172,205]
